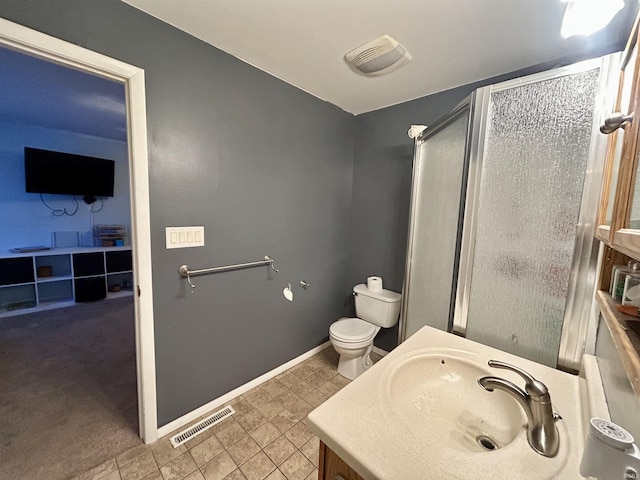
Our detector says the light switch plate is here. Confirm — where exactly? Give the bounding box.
[166,226,205,249]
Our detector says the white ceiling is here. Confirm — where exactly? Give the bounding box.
[123,0,638,114]
[0,46,127,141]
[0,1,636,139]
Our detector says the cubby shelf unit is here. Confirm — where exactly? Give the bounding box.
[0,246,133,318]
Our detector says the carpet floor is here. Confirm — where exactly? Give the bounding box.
[0,296,142,480]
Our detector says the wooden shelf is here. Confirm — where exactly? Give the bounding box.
[595,290,640,396]
[595,225,611,244]
[613,229,640,263]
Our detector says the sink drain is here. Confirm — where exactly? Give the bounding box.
[476,435,498,451]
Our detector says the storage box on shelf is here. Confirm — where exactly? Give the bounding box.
[0,246,133,318]
[93,224,127,247]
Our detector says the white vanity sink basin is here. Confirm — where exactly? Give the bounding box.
[307,326,591,479]
[379,348,524,453]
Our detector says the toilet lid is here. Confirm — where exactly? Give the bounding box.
[330,317,377,342]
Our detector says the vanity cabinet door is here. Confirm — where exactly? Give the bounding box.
[599,15,640,259]
[597,38,638,238]
[319,442,365,480]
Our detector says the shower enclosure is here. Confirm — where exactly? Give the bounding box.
[400,54,619,370]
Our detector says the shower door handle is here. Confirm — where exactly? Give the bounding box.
[600,111,634,134]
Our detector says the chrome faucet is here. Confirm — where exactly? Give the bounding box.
[477,360,562,457]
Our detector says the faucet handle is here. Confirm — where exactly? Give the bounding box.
[487,360,550,401]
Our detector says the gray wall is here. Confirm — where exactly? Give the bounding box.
[0,0,355,426]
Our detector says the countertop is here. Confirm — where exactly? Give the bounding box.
[307,326,607,480]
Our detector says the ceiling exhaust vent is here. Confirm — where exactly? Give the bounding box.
[344,34,411,76]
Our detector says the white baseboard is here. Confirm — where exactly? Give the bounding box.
[372,345,389,357]
[156,341,332,439]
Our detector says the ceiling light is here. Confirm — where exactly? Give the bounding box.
[561,0,624,38]
[344,35,411,76]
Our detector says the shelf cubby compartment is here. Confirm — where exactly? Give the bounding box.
[37,280,73,304]
[74,276,107,303]
[0,257,34,286]
[35,254,71,281]
[107,272,133,290]
[73,252,105,277]
[0,284,36,312]
[106,250,132,273]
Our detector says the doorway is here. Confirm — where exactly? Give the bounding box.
[0,14,157,476]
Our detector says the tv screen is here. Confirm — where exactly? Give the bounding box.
[24,147,115,197]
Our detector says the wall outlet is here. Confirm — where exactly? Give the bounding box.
[165,226,204,249]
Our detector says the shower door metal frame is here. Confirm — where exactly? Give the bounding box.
[398,93,477,342]
[452,54,620,370]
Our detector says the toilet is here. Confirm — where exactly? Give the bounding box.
[329,283,402,380]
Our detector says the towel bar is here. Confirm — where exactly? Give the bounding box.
[178,255,278,289]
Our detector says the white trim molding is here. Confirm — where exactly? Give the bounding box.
[0,17,158,443]
[372,345,389,357]
[158,341,332,438]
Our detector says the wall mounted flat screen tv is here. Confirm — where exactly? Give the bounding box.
[24,147,115,198]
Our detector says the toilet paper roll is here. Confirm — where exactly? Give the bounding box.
[367,276,383,292]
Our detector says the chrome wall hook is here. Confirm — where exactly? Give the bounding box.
[300,280,310,289]
[265,256,280,273]
[179,265,196,290]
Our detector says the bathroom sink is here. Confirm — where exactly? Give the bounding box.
[309,327,580,479]
[379,348,526,453]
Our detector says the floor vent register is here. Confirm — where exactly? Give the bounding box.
[169,405,236,448]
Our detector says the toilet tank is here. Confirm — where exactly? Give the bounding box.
[353,284,402,328]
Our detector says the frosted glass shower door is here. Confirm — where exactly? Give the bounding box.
[458,67,603,367]
[401,100,472,338]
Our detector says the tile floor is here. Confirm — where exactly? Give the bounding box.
[72,347,381,480]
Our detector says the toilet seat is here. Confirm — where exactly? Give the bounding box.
[330,317,377,343]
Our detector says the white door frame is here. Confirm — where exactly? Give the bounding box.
[0,18,158,443]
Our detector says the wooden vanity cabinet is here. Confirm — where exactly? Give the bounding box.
[318,442,365,480]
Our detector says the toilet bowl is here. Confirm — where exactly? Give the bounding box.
[330,317,381,380]
[329,283,401,380]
